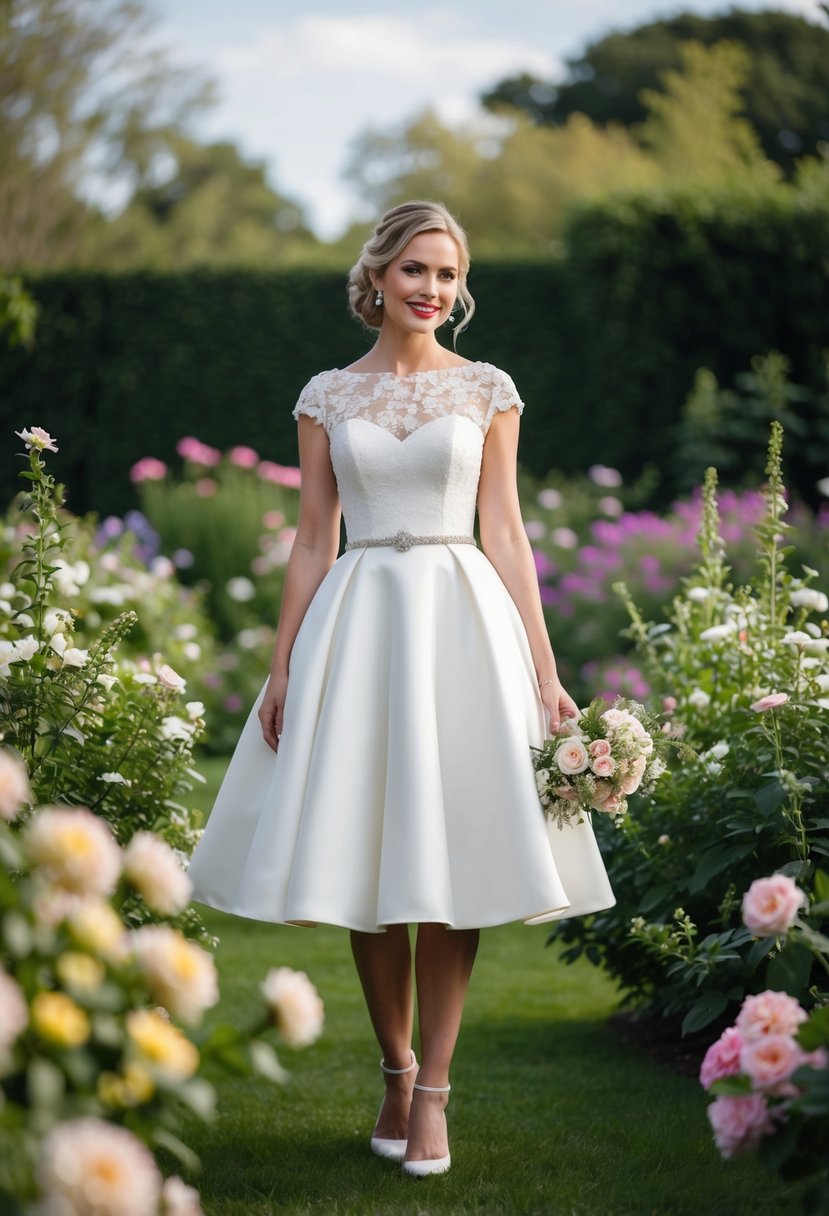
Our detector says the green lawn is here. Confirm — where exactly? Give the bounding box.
[181,756,795,1216]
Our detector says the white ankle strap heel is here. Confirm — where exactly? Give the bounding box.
[402,1080,452,1177]
[370,1049,416,1161]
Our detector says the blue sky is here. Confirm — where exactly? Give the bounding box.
[149,0,824,237]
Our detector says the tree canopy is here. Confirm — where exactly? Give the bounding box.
[482,6,829,175]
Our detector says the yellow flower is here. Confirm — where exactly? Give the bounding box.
[122,1062,155,1104]
[31,991,90,1048]
[67,898,126,959]
[55,952,105,991]
[126,1009,199,1080]
[24,806,121,895]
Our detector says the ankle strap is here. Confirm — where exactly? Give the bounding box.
[414,1080,451,1092]
[380,1049,417,1075]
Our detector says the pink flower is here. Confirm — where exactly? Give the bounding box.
[736,991,808,1043]
[555,738,589,775]
[194,478,217,497]
[262,510,285,529]
[700,1027,744,1090]
[37,1118,161,1215]
[177,437,221,467]
[741,1033,805,1094]
[157,664,186,693]
[593,792,623,815]
[129,456,167,483]
[16,426,58,453]
[588,739,611,758]
[751,692,789,712]
[591,754,616,778]
[258,460,301,488]
[742,875,804,937]
[228,444,259,469]
[0,747,30,821]
[662,696,677,713]
[553,785,579,802]
[619,753,648,795]
[707,1093,774,1159]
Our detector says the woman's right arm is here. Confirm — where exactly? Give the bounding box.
[258,415,341,750]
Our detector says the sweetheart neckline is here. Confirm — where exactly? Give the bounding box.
[332,413,483,444]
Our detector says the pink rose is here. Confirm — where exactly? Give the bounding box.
[741,875,804,937]
[700,1027,743,1090]
[553,785,579,803]
[707,1094,774,1159]
[157,664,186,694]
[591,755,616,778]
[740,1033,805,1094]
[735,990,808,1043]
[555,738,589,776]
[751,692,789,712]
[601,708,626,729]
[588,739,611,758]
[593,792,623,815]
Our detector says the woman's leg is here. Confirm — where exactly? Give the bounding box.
[405,924,480,1162]
[350,924,415,1139]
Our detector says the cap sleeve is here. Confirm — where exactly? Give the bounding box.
[291,375,326,428]
[486,366,525,428]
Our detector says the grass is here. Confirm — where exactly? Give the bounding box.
[180,755,796,1216]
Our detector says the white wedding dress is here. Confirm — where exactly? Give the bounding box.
[188,362,615,932]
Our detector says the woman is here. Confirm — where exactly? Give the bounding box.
[188,200,615,1177]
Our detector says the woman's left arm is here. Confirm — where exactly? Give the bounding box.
[477,406,577,734]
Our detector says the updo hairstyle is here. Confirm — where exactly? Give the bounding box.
[347,201,475,344]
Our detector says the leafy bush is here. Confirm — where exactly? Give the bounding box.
[548,425,829,1034]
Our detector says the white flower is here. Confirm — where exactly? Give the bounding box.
[0,967,29,1050]
[782,631,812,647]
[158,663,186,693]
[130,926,218,1024]
[0,748,30,821]
[790,588,829,613]
[10,635,38,662]
[150,555,175,579]
[49,633,67,656]
[123,831,193,916]
[226,576,256,602]
[62,646,89,668]
[688,688,711,710]
[687,587,710,602]
[700,623,736,643]
[261,967,324,1047]
[16,426,58,453]
[99,771,130,785]
[24,807,122,895]
[706,742,730,761]
[37,1117,161,1216]
[53,559,90,596]
[160,715,194,741]
[174,623,198,641]
[133,672,158,685]
[551,527,578,549]
[97,673,118,691]
[182,641,201,661]
[817,476,829,498]
[161,1175,205,1215]
[89,586,127,605]
[185,701,205,721]
[537,487,563,510]
[43,609,69,636]
[0,639,13,676]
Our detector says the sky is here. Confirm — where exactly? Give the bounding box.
[147,0,826,238]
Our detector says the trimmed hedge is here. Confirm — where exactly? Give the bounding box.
[1,191,827,516]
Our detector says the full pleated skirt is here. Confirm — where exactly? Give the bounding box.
[187,543,615,932]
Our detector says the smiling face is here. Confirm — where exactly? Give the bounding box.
[373,231,460,336]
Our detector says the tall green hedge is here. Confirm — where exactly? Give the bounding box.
[1,191,827,517]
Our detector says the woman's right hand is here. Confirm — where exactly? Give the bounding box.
[258,670,289,751]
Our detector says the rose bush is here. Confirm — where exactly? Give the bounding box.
[0,775,324,1214]
[548,425,829,1035]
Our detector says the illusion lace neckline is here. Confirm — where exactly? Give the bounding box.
[334,361,485,381]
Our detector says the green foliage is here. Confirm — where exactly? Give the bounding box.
[483,7,829,175]
[0,278,38,350]
[548,428,829,1029]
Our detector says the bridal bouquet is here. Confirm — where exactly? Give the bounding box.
[531,697,668,828]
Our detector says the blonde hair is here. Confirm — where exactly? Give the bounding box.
[347,201,475,345]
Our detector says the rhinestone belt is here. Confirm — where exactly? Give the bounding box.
[344,528,477,553]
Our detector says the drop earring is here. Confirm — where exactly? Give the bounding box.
[375,290,383,307]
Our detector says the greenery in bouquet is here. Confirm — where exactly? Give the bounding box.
[1,429,214,940]
[0,755,324,1214]
[531,696,680,829]
[698,872,829,1213]
[547,424,829,1035]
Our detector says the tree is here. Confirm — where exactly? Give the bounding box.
[87,135,319,269]
[0,0,214,270]
[482,7,829,175]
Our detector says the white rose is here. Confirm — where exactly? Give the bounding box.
[123,831,193,916]
[555,738,590,776]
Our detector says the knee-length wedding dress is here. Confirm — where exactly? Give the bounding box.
[187,362,615,932]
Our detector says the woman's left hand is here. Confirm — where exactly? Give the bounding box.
[540,679,579,737]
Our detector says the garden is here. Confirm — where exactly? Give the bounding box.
[1,2,829,1211]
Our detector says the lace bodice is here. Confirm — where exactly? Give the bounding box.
[291,362,524,543]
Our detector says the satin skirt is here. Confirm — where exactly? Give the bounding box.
[187,544,616,932]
